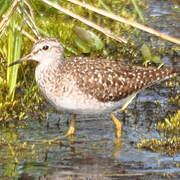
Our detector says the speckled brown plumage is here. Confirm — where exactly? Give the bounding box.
[63,58,179,102]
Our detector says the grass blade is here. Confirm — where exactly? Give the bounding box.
[7,13,22,100]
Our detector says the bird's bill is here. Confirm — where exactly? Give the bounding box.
[8,54,32,67]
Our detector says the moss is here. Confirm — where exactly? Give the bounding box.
[137,137,180,155]
[157,110,180,136]
[0,78,46,122]
[0,136,39,164]
[169,94,180,107]
[138,108,180,155]
[137,74,179,155]
[138,107,180,155]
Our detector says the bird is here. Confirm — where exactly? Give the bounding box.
[9,37,179,143]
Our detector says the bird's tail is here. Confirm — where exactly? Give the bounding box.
[163,65,180,79]
[139,65,179,92]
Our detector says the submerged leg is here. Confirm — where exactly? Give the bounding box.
[64,114,76,137]
[64,114,76,143]
[110,113,122,157]
[41,114,76,144]
[110,113,122,139]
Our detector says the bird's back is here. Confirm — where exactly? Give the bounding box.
[64,57,179,103]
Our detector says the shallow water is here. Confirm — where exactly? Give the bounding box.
[0,0,180,179]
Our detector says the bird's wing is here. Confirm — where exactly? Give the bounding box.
[64,58,177,103]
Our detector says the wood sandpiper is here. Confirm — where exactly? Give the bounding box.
[9,37,179,144]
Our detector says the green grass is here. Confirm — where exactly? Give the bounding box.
[7,13,22,100]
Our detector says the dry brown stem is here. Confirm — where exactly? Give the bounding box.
[67,0,180,44]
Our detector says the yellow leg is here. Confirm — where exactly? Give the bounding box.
[110,113,122,139]
[110,113,122,157]
[64,114,76,136]
[64,114,76,143]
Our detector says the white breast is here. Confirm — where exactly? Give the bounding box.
[42,83,136,115]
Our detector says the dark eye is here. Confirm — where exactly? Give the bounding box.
[42,45,49,50]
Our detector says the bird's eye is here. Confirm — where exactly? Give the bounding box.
[42,45,49,50]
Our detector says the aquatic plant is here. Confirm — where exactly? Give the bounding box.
[137,136,180,155]
[157,110,180,136]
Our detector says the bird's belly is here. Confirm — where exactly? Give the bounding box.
[37,75,136,115]
[46,92,135,115]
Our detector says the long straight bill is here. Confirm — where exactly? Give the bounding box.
[8,54,32,67]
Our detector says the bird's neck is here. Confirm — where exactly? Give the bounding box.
[35,57,64,91]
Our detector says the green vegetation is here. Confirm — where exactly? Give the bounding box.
[137,137,180,155]
[0,0,146,122]
[157,110,180,136]
[7,13,22,99]
[137,94,180,155]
